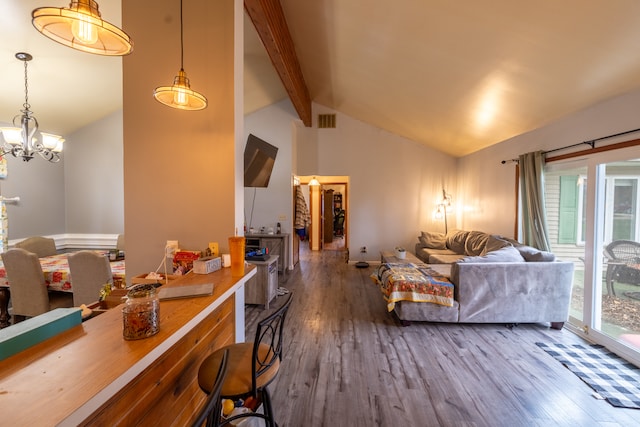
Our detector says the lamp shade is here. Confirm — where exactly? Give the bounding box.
[154,69,208,111]
[0,128,23,146]
[41,133,65,152]
[32,0,133,56]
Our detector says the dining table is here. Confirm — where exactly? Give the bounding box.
[0,251,126,328]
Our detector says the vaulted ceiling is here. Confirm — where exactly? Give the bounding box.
[4,1,640,158]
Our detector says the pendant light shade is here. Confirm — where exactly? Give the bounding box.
[154,69,208,111]
[32,0,133,56]
[154,0,207,110]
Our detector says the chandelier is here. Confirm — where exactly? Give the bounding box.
[0,53,64,163]
[153,0,207,110]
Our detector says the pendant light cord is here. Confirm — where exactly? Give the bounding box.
[179,0,184,71]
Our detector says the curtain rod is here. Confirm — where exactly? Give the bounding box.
[501,127,640,164]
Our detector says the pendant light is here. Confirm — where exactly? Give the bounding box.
[0,53,64,162]
[153,0,207,111]
[32,0,133,56]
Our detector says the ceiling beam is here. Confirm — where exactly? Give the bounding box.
[245,0,312,127]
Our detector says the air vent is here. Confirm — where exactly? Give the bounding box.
[317,114,336,128]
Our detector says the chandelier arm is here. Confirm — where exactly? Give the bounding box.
[37,149,61,163]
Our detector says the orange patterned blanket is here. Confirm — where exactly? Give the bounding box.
[371,263,454,311]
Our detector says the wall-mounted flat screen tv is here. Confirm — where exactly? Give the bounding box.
[244,134,278,188]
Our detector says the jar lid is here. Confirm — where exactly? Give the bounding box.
[127,283,157,299]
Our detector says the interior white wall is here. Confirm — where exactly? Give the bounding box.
[64,110,124,234]
[123,0,238,279]
[244,99,297,268]
[0,146,65,239]
[457,87,640,237]
[302,103,458,261]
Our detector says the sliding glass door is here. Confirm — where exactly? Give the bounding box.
[545,164,589,325]
[545,150,640,365]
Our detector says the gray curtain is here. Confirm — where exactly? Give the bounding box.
[519,151,551,251]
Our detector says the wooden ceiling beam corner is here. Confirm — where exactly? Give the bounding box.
[244,0,312,127]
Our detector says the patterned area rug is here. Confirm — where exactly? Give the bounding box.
[536,342,640,409]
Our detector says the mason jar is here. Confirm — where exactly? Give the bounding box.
[122,283,160,340]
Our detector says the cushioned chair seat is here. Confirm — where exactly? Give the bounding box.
[199,342,280,398]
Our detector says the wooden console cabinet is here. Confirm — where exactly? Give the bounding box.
[245,233,289,274]
[245,255,279,309]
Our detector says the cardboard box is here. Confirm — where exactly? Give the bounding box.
[98,288,129,309]
[193,257,222,274]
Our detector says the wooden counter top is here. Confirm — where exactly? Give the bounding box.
[0,265,255,426]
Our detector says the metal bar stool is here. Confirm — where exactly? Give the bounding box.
[197,292,293,427]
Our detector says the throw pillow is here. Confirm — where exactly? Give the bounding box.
[419,231,447,249]
[457,246,525,263]
[446,230,469,254]
[514,245,556,262]
[499,237,557,261]
[464,231,490,256]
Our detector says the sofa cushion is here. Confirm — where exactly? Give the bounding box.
[514,245,556,262]
[429,253,467,264]
[457,246,525,263]
[416,247,458,263]
[419,231,447,249]
[464,231,490,256]
[446,230,469,254]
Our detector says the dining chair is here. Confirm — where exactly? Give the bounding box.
[67,250,114,307]
[1,248,73,323]
[15,236,57,258]
[116,234,125,251]
[603,239,640,296]
[191,349,229,427]
[197,292,293,427]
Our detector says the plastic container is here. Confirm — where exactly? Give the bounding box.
[395,247,407,259]
[229,236,245,276]
[122,283,160,340]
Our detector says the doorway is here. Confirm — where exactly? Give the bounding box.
[295,176,349,253]
[321,184,346,251]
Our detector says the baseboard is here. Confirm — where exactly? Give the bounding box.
[9,233,119,250]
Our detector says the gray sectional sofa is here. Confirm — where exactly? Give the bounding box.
[393,230,575,328]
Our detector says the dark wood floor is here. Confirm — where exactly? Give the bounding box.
[244,246,640,427]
